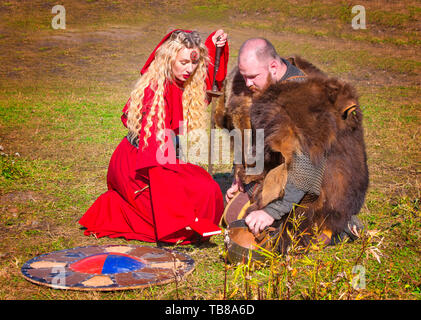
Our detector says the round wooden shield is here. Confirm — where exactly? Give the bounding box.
[220,191,251,227]
[21,244,195,291]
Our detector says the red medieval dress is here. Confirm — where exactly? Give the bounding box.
[79,30,229,244]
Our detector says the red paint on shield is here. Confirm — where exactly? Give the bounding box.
[70,254,108,274]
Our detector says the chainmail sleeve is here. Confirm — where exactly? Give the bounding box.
[263,152,327,220]
[287,152,326,196]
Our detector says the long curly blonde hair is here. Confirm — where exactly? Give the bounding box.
[127,30,209,151]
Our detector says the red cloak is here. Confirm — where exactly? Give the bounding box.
[79,30,229,244]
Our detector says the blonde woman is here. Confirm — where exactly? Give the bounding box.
[79,29,229,244]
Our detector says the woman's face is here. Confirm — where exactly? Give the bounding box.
[172,47,200,82]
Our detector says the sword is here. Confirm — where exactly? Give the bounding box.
[207,37,224,176]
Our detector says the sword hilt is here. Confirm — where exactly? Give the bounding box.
[211,36,223,92]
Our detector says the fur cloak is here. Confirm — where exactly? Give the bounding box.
[216,56,369,248]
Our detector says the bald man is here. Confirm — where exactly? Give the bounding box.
[223,38,364,246]
[224,38,311,236]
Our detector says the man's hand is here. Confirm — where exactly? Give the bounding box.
[212,29,227,47]
[225,178,243,203]
[245,210,275,235]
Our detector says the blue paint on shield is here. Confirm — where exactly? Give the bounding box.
[101,255,145,274]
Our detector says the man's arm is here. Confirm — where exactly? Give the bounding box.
[246,182,305,234]
[246,152,326,234]
[262,182,305,220]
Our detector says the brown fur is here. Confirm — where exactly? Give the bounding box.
[215,56,328,186]
[215,65,252,132]
[253,77,368,251]
[286,55,327,78]
[217,57,369,251]
[260,163,288,207]
[215,55,325,132]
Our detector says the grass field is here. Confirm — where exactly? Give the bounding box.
[0,0,419,300]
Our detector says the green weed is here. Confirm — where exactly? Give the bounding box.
[223,211,385,300]
[0,155,30,180]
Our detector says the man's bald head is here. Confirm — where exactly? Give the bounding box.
[238,38,280,65]
[238,38,285,94]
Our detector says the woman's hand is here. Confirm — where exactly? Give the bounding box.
[212,29,228,47]
[225,177,243,203]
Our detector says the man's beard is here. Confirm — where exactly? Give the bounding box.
[249,73,274,98]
